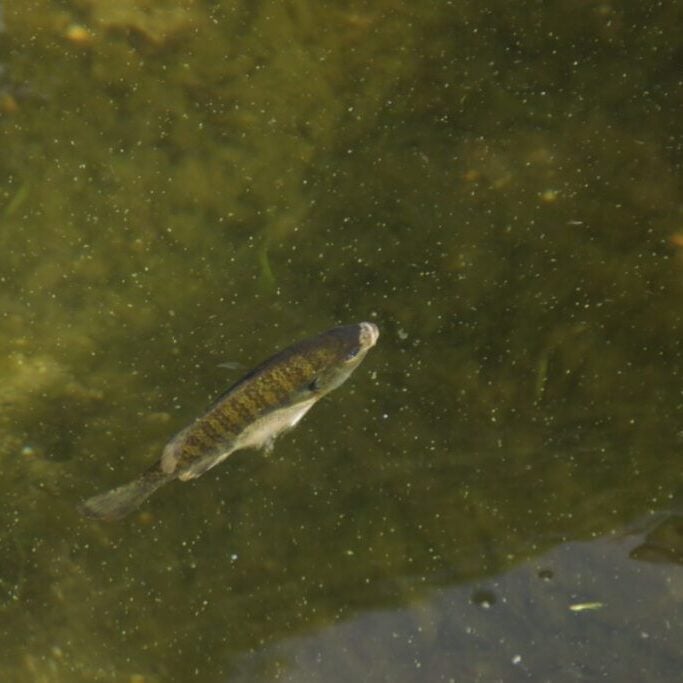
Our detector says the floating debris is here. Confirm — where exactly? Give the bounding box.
[569,602,605,612]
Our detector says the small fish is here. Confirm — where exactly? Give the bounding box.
[79,322,379,521]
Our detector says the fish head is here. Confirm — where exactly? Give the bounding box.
[305,321,379,396]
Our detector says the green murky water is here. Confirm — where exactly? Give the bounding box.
[1,1,681,681]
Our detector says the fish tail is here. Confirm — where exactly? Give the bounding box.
[79,466,174,521]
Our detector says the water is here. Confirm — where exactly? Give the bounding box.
[1,1,681,681]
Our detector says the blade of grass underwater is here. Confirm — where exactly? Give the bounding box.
[3,182,30,217]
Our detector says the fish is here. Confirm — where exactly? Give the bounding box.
[79,322,379,521]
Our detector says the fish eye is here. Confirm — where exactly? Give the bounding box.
[344,348,360,362]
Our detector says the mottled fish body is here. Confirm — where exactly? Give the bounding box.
[80,322,379,521]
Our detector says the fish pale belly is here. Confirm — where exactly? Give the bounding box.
[160,424,196,475]
[176,397,318,482]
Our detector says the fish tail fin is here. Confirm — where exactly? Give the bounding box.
[79,467,174,521]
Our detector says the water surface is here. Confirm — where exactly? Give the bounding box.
[0,1,681,681]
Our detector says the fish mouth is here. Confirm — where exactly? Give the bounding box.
[359,321,380,349]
